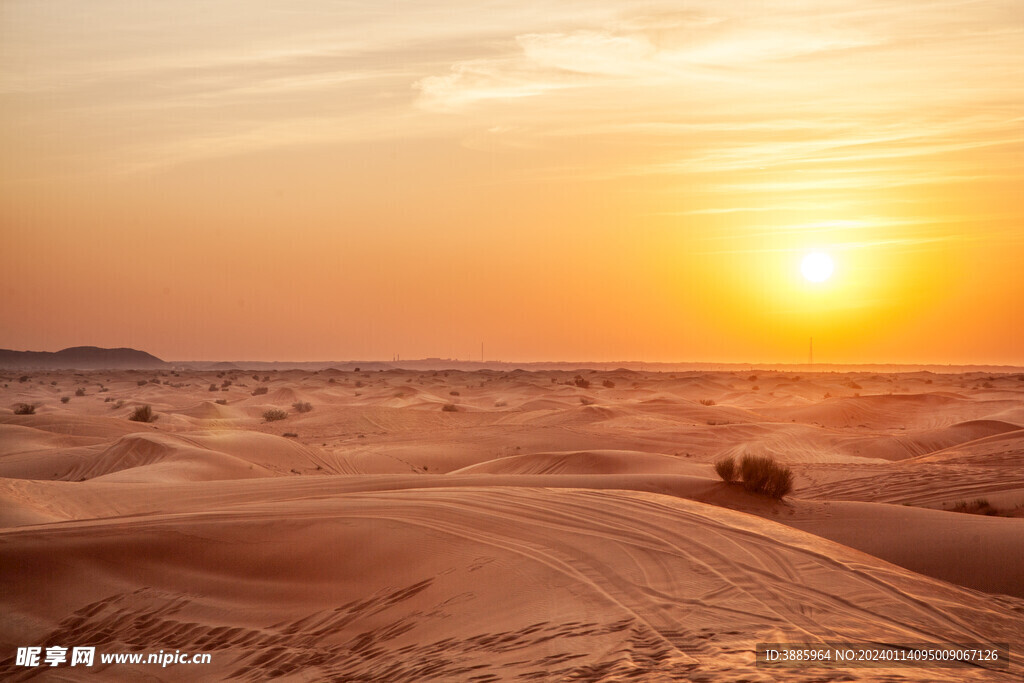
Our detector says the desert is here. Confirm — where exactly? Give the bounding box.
[4,2,1023,679]
[2,366,1022,680]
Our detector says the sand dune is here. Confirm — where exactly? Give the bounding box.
[2,368,1023,680]
[2,488,1021,681]
[451,449,711,475]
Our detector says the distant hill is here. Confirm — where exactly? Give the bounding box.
[0,346,167,369]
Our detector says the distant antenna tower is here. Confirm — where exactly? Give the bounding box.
[809,337,813,366]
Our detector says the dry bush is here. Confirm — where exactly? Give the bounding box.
[75,388,86,397]
[699,399,716,406]
[251,386,269,396]
[215,399,228,405]
[128,405,157,423]
[714,456,737,483]
[61,396,70,404]
[441,403,458,412]
[292,401,313,413]
[449,390,460,396]
[739,455,793,499]
[137,380,148,386]
[602,379,615,388]
[263,409,288,422]
[209,384,218,392]
[14,403,36,415]
[951,498,999,516]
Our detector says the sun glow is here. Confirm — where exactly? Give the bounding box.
[801,252,834,283]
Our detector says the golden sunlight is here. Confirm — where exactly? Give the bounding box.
[801,252,834,283]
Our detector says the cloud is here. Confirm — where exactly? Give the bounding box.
[516,31,656,75]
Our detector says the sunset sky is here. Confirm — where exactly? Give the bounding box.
[2,1,1022,364]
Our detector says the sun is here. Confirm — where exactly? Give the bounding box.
[801,251,834,283]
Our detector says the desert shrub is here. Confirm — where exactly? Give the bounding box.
[251,386,269,396]
[252,374,260,381]
[494,399,507,407]
[441,403,458,412]
[75,388,86,397]
[19,376,29,383]
[283,432,298,438]
[748,375,757,382]
[354,380,364,388]
[209,383,218,391]
[14,403,36,415]
[573,375,590,389]
[221,380,232,388]
[215,399,227,405]
[128,404,157,423]
[951,498,998,516]
[699,399,716,406]
[292,401,313,413]
[714,456,737,483]
[111,399,125,409]
[739,455,793,499]
[61,396,70,404]
[579,397,594,405]
[602,379,615,388]
[263,409,288,422]
[449,390,460,396]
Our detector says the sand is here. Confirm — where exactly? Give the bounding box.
[2,368,1022,680]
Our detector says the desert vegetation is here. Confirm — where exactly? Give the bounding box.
[292,401,313,413]
[263,409,288,422]
[13,403,36,415]
[950,498,999,516]
[128,404,157,423]
[714,454,793,499]
[713,456,737,482]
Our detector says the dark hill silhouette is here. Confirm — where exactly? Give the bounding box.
[0,346,167,369]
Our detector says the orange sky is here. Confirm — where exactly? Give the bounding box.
[2,1,1022,364]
